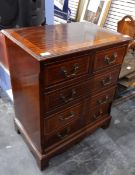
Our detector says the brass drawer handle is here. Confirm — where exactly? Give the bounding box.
[60,89,76,103]
[57,128,70,140]
[93,109,103,119]
[104,53,117,65]
[59,111,75,121]
[97,96,110,105]
[102,76,112,86]
[61,63,79,78]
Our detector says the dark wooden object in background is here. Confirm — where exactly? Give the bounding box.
[0,33,9,69]
[117,16,135,93]
[2,22,131,170]
[117,15,135,51]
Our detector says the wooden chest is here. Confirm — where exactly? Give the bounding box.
[2,22,131,170]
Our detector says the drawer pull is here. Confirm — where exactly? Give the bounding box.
[59,111,75,121]
[61,63,79,78]
[102,76,112,86]
[60,89,76,103]
[97,96,110,105]
[104,53,117,65]
[57,128,70,140]
[93,109,103,119]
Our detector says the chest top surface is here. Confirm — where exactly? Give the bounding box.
[2,22,131,61]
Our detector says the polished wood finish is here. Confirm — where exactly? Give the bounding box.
[2,22,131,61]
[2,22,131,170]
[93,46,126,72]
[44,118,83,148]
[44,68,119,114]
[88,87,116,108]
[44,103,83,135]
[86,104,110,125]
[43,55,90,87]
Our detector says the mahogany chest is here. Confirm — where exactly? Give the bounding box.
[2,22,131,170]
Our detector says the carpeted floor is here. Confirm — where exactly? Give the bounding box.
[0,88,135,175]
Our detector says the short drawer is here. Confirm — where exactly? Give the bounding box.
[44,119,82,148]
[44,103,83,135]
[44,82,88,113]
[93,46,126,72]
[90,68,120,92]
[85,104,110,125]
[89,87,116,108]
[43,55,89,87]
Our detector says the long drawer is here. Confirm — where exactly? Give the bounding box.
[43,68,119,113]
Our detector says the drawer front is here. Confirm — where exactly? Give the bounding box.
[85,104,110,125]
[93,46,126,72]
[44,82,88,113]
[44,119,82,148]
[44,69,119,113]
[44,103,83,135]
[91,68,120,92]
[43,55,89,87]
[89,87,116,108]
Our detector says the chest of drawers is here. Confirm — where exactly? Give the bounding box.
[2,22,131,170]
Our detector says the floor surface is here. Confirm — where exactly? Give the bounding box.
[0,88,135,175]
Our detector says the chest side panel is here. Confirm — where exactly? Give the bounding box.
[5,37,43,152]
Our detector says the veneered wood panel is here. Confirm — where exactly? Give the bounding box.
[5,37,43,152]
[2,22,131,170]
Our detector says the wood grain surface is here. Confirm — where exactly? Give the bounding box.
[2,22,131,61]
[2,22,131,170]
